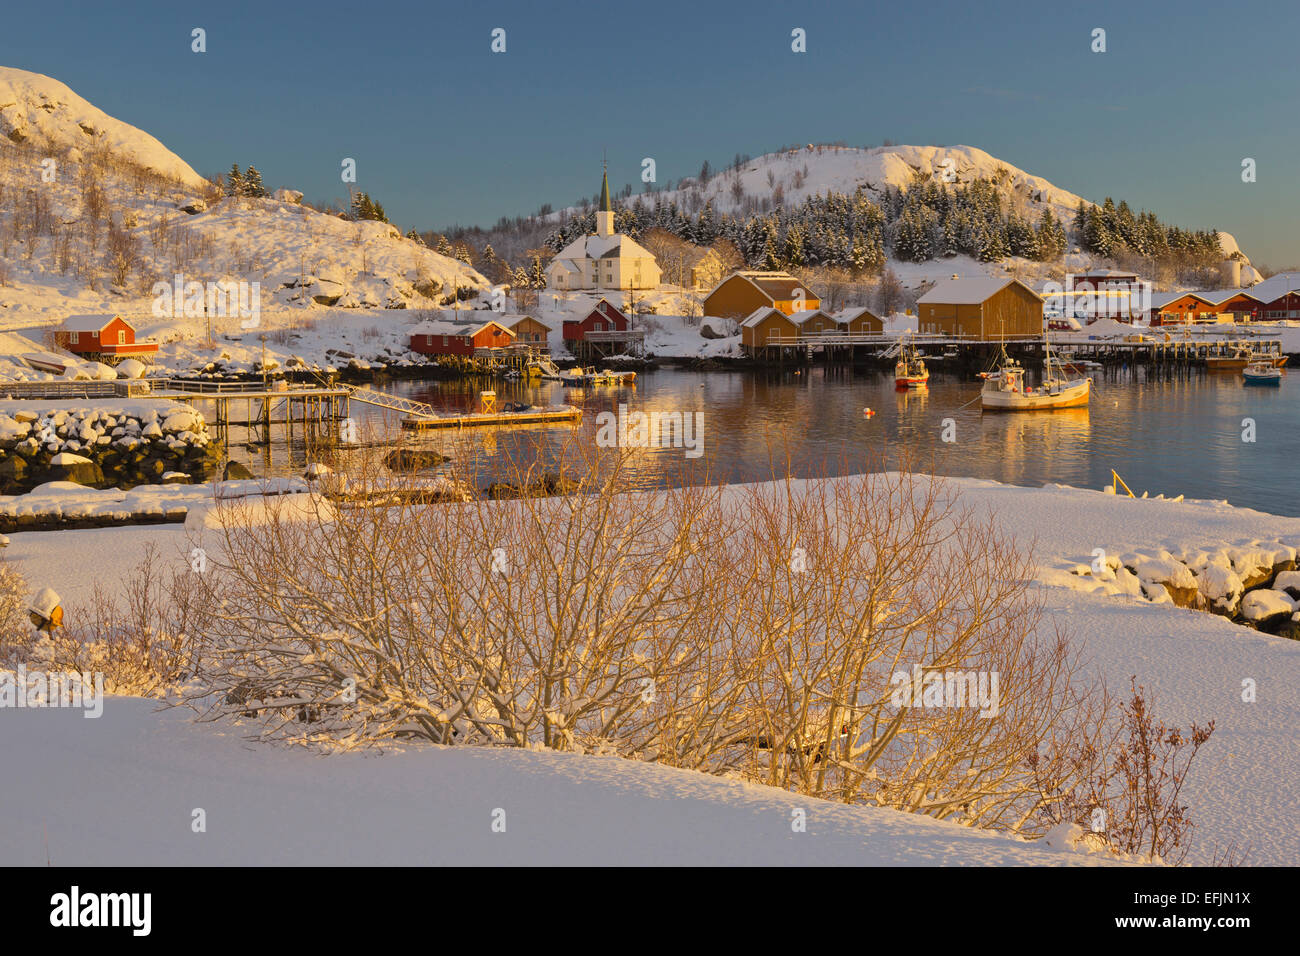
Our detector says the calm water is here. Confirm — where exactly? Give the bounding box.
[225,363,1300,516]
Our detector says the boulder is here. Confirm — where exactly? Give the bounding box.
[44,452,103,487]
[1239,589,1297,633]
[222,460,255,480]
[179,199,207,215]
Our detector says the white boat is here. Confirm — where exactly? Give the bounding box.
[981,339,1091,411]
[1242,361,1282,386]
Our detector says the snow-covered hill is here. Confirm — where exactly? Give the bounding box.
[661,144,1089,223]
[0,66,490,362]
[0,67,207,189]
[595,144,1258,285]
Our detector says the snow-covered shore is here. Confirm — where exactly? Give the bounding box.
[4,475,1298,865]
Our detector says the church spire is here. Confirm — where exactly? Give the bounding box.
[599,165,612,213]
[595,155,615,237]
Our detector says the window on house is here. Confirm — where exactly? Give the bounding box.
[71,332,79,344]
[442,336,449,346]
[426,335,433,346]
[118,330,126,345]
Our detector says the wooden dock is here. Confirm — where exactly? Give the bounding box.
[400,405,581,430]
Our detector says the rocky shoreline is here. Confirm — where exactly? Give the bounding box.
[0,400,222,495]
[1069,542,1300,638]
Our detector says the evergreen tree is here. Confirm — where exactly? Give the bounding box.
[528,254,546,288]
[243,166,268,198]
[435,235,453,257]
[225,164,246,197]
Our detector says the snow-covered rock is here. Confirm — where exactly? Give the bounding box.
[1240,589,1296,623]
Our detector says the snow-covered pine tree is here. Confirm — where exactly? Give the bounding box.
[225,164,246,197]
[243,166,268,198]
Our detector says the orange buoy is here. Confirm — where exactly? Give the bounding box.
[863,407,875,418]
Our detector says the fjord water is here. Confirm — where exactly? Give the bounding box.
[236,365,1300,517]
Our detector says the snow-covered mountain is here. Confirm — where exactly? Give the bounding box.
[0,66,490,364]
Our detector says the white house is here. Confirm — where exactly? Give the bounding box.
[546,167,661,292]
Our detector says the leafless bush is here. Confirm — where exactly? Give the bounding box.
[0,545,202,696]
[106,216,141,287]
[1033,678,1214,863]
[165,444,1128,844]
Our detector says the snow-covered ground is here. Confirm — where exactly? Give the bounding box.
[1,695,1120,866]
[4,476,1297,865]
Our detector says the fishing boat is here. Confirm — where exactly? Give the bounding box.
[894,337,929,388]
[1205,347,1252,370]
[981,337,1090,411]
[559,367,637,387]
[1242,361,1282,386]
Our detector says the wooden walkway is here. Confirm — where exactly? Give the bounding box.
[400,405,581,430]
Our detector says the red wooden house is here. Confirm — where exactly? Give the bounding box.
[409,314,516,356]
[562,298,629,342]
[54,314,158,362]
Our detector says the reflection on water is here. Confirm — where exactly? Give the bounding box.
[224,363,1300,516]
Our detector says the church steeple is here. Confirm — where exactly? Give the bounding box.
[595,156,615,237]
[599,168,612,212]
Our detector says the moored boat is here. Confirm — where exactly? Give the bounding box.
[981,338,1091,411]
[1243,361,1282,386]
[1206,348,1252,370]
[894,338,929,388]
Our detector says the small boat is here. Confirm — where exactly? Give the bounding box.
[21,352,78,375]
[1243,361,1282,386]
[894,338,929,388]
[981,338,1090,411]
[560,367,636,387]
[1206,348,1252,370]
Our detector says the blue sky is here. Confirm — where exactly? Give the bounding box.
[4,0,1298,264]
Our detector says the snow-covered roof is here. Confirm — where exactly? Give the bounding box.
[1149,291,1197,309]
[1195,288,1259,305]
[1243,272,1300,304]
[787,309,830,326]
[833,306,880,323]
[553,232,658,263]
[60,314,120,332]
[731,271,815,302]
[740,307,787,328]
[1075,268,1138,278]
[410,315,514,337]
[916,277,1039,305]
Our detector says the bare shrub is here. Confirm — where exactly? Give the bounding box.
[1033,678,1215,863]
[2,545,202,695]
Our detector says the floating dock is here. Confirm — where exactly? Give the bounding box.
[400,405,582,430]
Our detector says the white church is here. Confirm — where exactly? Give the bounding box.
[546,167,661,292]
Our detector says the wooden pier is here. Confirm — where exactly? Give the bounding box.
[745,330,1289,367]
